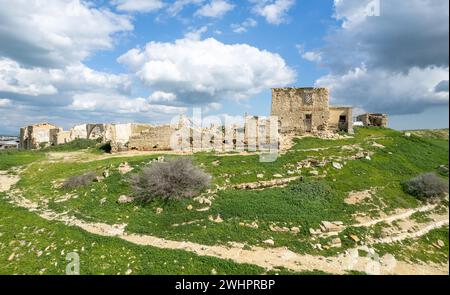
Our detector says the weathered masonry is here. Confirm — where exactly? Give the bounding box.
[356,113,388,127]
[20,87,387,151]
[270,87,353,134]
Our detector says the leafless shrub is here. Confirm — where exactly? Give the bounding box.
[62,172,97,189]
[130,158,211,202]
[403,173,449,201]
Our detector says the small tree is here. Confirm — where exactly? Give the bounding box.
[402,173,449,201]
[130,158,211,202]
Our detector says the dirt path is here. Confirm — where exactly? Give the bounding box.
[0,171,20,192]
[3,192,448,275]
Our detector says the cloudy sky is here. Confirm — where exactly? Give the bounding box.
[0,0,448,134]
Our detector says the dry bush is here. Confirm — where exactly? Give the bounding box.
[62,172,97,189]
[130,158,211,202]
[402,173,449,200]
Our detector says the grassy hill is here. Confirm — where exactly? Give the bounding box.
[0,127,448,274]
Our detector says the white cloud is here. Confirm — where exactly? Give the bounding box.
[231,18,257,33]
[166,0,204,16]
[311,0,449,115]
[184,26,209,40]
[195,0,235,18]
[316,66,449,115]
[69,92,187,114]
[0,0,133,68]
[118,37,296,105]
[0,98,12,107]
[148,91,177,103]
[251,0,295,25]
[302,51,322,63]
[0,58,130,97]
[112,0,165,13]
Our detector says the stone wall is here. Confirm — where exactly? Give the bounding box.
[128,125,175,151]
[357,113,388,127]
[329,107,353,133]
[271,88,330,134]
[19,123,60,149]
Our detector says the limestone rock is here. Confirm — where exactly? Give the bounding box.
[332,162,343,169]
[118,162,133,174]
[256,174,264,179]
[156,207,163,214]
[186,204,193,210]
[263,239,275,246]
[117,195,133,204]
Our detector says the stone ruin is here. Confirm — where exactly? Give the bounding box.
[271,87,353,135]
[356,113,388,127]
[19,87,387,152]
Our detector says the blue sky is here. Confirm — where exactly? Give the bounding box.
[0,0,448,135]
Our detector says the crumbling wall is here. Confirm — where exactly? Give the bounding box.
[357,113,388,127]
[329,107,353,133]
[19,123,60,149]
[271,88,330,134]
[128,125,175,151]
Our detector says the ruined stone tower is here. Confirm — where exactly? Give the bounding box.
[270,87,353,134]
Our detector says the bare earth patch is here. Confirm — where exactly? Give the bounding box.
[0,171,20,192]
[345,189,374,205]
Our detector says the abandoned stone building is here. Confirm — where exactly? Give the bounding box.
[20,123,61,150]
[19,87,387,152]
[271,87,353,134]
[356,113,388,127]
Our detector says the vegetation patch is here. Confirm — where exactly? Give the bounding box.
[130,158,211,202]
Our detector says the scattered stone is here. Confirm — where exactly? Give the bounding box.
[365,156,372,161]
[103,169,110,178]
[212,160,220,166]
[290,227,300,234]
[117,195,134,204]
[125,269,132,275]
[349,234,360,242]
[269,225,290,232]
[211,269,218,275]
[186,204,193,210]
[404,132,411,137]
[320,221,344,233]
[263,239,275,246]
[8,252,15,261]
[330,237,342,247]
[156,207,163,214]
[437,239,445,247]
[332,162,343,170]
[208,214,223,223]
[94,176,104,182]
[100,197,107,205]
[256,174,264,179]
[118,162,133,174]
[309,170,319,176]
[273,174,283,178]
[371,142,385,148]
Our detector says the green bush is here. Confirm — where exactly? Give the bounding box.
[46,138,100,152]
[130,158,211,202]
[402,173,449,200]
[62,172,97,189]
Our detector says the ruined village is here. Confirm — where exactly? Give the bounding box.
[18,88,387,152]
[0,0,448,281]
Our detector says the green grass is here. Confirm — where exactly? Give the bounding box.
[1,127,448,273]
[0,197,265,275]
[373,226,449,264]
[0,150,45,170]
[44,138,104,153]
